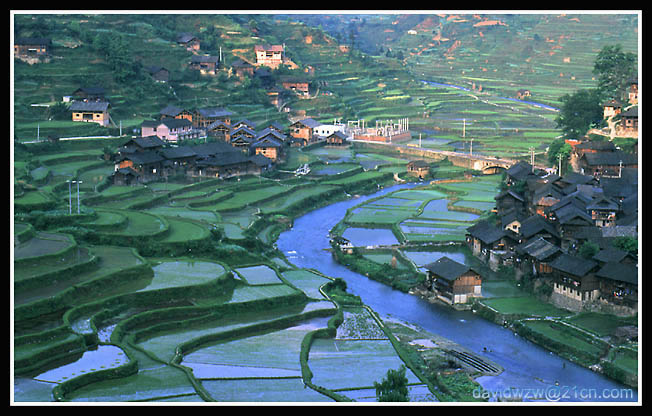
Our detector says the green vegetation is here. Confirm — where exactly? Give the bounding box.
[13,12,638,403]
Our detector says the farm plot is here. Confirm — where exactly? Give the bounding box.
[158,217,211,244]
[137,302,325,365]
[258,185,340,215]
[182,316,333,403]
[234,265,282,285]
[281,269,332,300]
[138,260,227,292]
[98,209,168,237]
[307,338,423,400]
[210,184,295,212]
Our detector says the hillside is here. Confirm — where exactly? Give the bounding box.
[13,12,638,159]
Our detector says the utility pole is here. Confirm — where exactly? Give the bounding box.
[72,180,83,214]
[119,120,122,136]
[67,180,72,215]
[529,147,535,172]
[462,118,466,138]
[37,124,40,141]
[558,153,563,176]
[470,138,473,156]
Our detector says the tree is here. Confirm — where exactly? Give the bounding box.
[555,89,603,139]
[578,241,599,260]
[547,137,572,166]
[593,44,637,102]
[374,365,409,402]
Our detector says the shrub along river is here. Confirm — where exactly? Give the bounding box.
[276,182,637,403]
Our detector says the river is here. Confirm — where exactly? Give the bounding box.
[276,182,637,403]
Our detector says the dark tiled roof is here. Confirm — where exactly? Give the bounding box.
[582,151,638,167]
[15,37,51,45]
[519,215,559,239]
[466,220,505,244]
[549,253,597,277]
[596,262,638,285]
[515,236,561,261]
[424,256,477,282]
[126,136,166,149]
[121,150,164,165]
[196,107,233,118]
[161,146,197,159]
[159,105,184,117]
[593,247,629,264]
[70,101,110,112]
[292,117,321,129]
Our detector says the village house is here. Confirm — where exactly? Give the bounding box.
[206,120,232,142]
[146,66,170,83]
[618,106,638,135]
[114,150,165,182]
[280,76,311,97]
[14,37,51,63]
[424,256,482,305]
[549,253,600,311]
[326,131,349,147]
[602,99,622,119]
[193,107,233,128]
[578,151,638,178]
[177,33,200,51]
[494,189,526,215]
[514,236,562,277]
[254,44,284,69]
[159,105,194,123]
[586,195,620,227]
[232,119,257,131]
[72,87,106,102]
[290,117,321,144]
[141,118,202,144]
[70,101,111,127]
[406,160,430,179]
[118,136,166,155]
[250,132,285,162]
[229,125,257,150]
[189,55,221,75]
[231,58,255,78]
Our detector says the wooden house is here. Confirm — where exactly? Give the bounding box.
[160,146,197,170]
[619,106,638,134]
[72,87,106,102]
[159,105,194,123]
[602,99,622,119]
[596,262,638,311]
[177,33,200,51]
[118,136,166,155]
[112,167,140,186]
[326,131,348,147]
[14,37,51,62]
[146,66,170,82]
[192,151,271,179]
[280,76,310,97]
[114,150,165,182]
[231,58,255,78]
[406,160,430,178]
[290,118,321,144]
[230,125,257,143]
[232,119,257,131]
[494,189,526,214]
[578,151,638,178]
[466,220,506,257]
[586,195,620,227]
[193,107,233,128]
[424,256,482,305]
[251,135,283,162]
[517,214,561,246]
[254,44,284,69]
[141,118,197,144]
[189,55,221,75]
[206,120,232,142]
[514,236,562,276]
[504,161,536,186]
[70,101,111,127]
[549,253,600,310]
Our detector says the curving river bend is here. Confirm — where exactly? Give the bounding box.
[276,183,637,403]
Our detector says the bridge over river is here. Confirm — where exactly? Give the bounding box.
[351,139,549,174]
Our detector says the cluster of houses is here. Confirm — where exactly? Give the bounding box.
[601,76,639,138]
[462,157,638,315]
[111,102,354,184]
